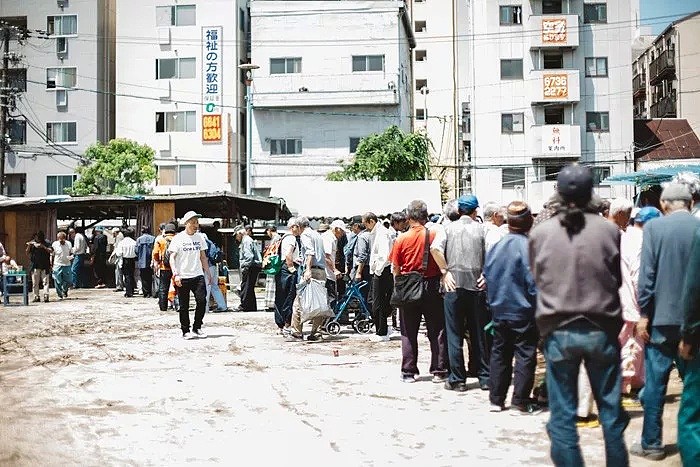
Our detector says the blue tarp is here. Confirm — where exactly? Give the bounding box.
[603,165,700,187]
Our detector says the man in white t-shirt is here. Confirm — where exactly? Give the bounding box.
[168,211,213,340]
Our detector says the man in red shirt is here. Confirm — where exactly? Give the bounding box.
[389,200,448,383]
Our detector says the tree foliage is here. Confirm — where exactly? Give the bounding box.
[68,139,157,196]
[327,125,431,181]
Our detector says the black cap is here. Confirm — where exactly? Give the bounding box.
[164,223,177,234]
[557,164,593,204]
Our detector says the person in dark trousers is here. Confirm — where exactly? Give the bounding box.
[365,212,394,340]
[274,217,302,334]
[529,164,629,467]
[484,201,540,414]
[335,226,348,300]
[431,194,487,391]
[135,225,155,297]
[91,226,108,288]
[26,231,52,302]
[236,227,261,312]
[117,229,137,298]
[169,211,212,339]
[153,223,176,311]
[351,221,372,307]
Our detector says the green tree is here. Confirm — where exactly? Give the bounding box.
[67,139,157,196]
[327,125,431,181]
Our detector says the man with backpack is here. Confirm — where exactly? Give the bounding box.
[202,232,230,312]
[152,222,176,311]
[236,227,262,312]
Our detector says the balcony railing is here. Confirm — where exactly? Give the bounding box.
[633,73,646,99]
[650,93,677,118]
[649,49,675,85]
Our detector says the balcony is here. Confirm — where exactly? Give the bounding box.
[529,15,579,49]
[633,73,646,99]
[649,49,675,85]
[530,69,580,103]
[533,125,581,157]
[650,93,677,118]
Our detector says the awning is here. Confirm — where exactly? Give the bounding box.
[603,165,700,187]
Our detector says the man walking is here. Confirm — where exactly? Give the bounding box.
[168,211,212,339]
[431,194,487,390]
[632,183,700,461]
[91,226,108,289]
[530,164,628,467]
[117,229,137,298]
[69,227,87,288]
[135,226,155,297]
[236,227,261,312]
[274,218,302,334]
[51,232,73,300]
[26,231,51,303]
[322,220,345,311]
[153,223,176,311]
[111,227,125,291]
[365,213,394,341]
[351,221,372,306]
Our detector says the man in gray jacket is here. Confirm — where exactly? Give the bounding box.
[236,228,261,312]
[632,183,700,461]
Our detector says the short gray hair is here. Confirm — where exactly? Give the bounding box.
[483,203,502,220]
[443,199,458,217]
[286,217,298,228]
[608,198,633,217]
[406,200,428,222]
[297,216,310,228]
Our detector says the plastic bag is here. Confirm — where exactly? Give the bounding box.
[298,278,333,322]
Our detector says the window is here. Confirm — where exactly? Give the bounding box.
[270,138,302,156]
[500,59,523,79]
[535,159,571,181]
[349,137,362,154]
[543,51,563,69]
[416,109,426,120]
[416,79,428,91]
[4,174,26,197]
[415,20,426,32]
[585,57,608,77]
[46,175,77,196]
[501,113,524,133]
[499,6,522,25]
[47,15,77,36]
[544,107,565,124]
[156,57,196,79]
[352,55,385,72]
[542,0,562,14]
[270,57,301,74]
[155,111,196,133]
[46,122,77,143]
[46,67,76,89]
[592,167,611,185]
[156,5,196,26]
[415,50,427,62]
[502,167,525,189]
[157,165,196,186]
[7,68,26,92]
[586,112,610,132]
[584,4,607,23]
[8,119,26,144]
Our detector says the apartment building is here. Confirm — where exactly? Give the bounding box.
[468,0,637,207]
[632,11,700,131]
[0,0,115,197]
[248,0,415,197]
[406,0,470,196]
[115,0,248,195]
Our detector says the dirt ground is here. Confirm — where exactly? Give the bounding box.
[0,288,683,466]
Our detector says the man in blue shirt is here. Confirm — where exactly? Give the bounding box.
[484,201,539,414]
[135,226,155,297]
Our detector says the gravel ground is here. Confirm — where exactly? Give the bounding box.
[0,288,682,466]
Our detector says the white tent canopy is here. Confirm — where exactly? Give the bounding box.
[270,180,443,219]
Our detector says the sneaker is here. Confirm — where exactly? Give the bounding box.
[629,442,666,461]
[444,381,468,392]
[32,297,41,303]
[432,374,448,384]
[306,333,321,342]
[490,404,505,412]
[480,382,490,391]
[193,329,208,339]
[622,395,642,409]
[401,374,418,383]
[43,297,49,303]
[512,402,543,415]
[183,332,196,340]
[94,284,106,289]
[288,332,303,340]
[576,415,600,429]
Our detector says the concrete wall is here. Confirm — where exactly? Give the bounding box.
[677,15,700,132]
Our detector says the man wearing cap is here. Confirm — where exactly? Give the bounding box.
[364,213,394,341]
[168,211,212,339]
[322,220,345,311]
[431,194,487,390]
[235,227,262,312]
[484,201,540,413]
[632,183,700,461]
[529,164,629,466]
[153,222,177,311]
[135,226,156,298]
[91,226,108,288]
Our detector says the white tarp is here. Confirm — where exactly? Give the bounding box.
[270,180,443,219]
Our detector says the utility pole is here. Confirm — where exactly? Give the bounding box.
[0,27,9,196]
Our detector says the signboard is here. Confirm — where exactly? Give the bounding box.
[202,26,222,143]
[542,18,567,44]
[542,125,571,154]
[543,73,568,99]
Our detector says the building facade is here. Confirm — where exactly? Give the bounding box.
[468,0,637,208]
[115,0,248,195]
[1,0,115,197]
[632,12,700,132]
[249,0,415,198]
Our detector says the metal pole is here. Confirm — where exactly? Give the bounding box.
[245,79,252,195]
[0,28,10,196]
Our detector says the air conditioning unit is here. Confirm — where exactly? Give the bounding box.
[56,89,68,107]
[157,27,171,45]
[56,37,67,56]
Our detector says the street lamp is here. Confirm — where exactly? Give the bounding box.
[238,63,259,195]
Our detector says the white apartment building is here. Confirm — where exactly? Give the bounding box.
[407,0,470,196]
[249,0,415,197]
[1,0,115,197]
[468,0,637,208]
[115,0,248,195]
[632,11,700,131]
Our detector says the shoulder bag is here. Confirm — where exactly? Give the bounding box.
[390,228,430,307]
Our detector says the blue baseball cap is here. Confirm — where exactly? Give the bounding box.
[458,194,479,212]
[635,206,661,224]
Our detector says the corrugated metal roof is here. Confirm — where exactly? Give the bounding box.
[634,119,700,162]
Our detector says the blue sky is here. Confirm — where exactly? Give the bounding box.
[641,0,700,34]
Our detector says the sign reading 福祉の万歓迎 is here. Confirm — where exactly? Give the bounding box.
[202,26,222,143]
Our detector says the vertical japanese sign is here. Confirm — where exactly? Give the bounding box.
[543,73,569,99]
[541,18,567,44]
[542,125,571,154]
[202,26,223,143]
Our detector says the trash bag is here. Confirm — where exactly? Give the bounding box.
[298,278,333,322]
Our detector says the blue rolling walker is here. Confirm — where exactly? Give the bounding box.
[325,280,373,336]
